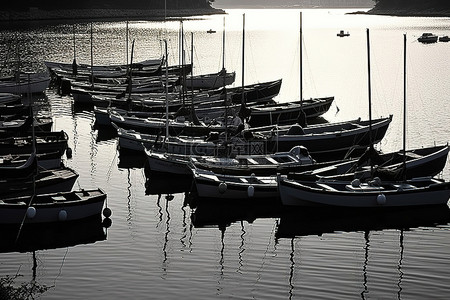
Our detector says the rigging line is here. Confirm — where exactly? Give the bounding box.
[253,219,278,288]
[301,34,318,98]
[53,247,69,288]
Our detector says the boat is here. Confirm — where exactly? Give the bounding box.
[0,72,50,94]
[192,166,279,200]
[292,144,449,182]
[0,93,22,105]
[189,145,318,176]
[185,69,236,90]
[246,96,334,127]
[278,32,450,209]
[0,189,107,224]
[244,115,392,161]
[337,30,350,37]
[0,166,79,199]
[278,176,450,208]
[439,35,450,42]
[0,130,69,156]
[145,145,317,176]
[0,114,33,137]
[108,107,241,137]
[207,29,216,34]
[418,33,438,44]
[0,151,37,179]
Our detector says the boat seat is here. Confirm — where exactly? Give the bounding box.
[390,183,416,191]
[316,183,338,191]
[345,184,384,191]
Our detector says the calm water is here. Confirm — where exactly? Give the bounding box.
[1,8,450,299]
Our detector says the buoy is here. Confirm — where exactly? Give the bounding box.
[377,193,386,205]
[351,178,361,188]
[58,210,67,221]
[102,217,112,228]
[26,207,36,219]
[218,182,227,194]
[103,207,112,218]
[247,185,255,197]
[66,147,73,158]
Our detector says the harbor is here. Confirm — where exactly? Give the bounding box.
[1,8,450,299]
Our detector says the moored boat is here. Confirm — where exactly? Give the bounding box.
[0,189,107,224]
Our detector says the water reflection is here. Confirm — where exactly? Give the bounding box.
[0,216,108,298]
[145,172,194,196]
[275,205,450,239]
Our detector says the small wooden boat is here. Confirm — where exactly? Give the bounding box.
[0,189,107,224]
[0,93,22,105]
[145,145,317,176]
[291,144,449,182]
[439,35,450,42]
[0,166,79,199]
[0,151,37,179]
[278,176,450,208]
[192,166,279,200]
[246,96,334,127]
[185,69,236,90]
[337,30,350,37]
[418,33,438,44]
[0,115,33,137]
[0,130,69,156]
[244,116,393,161]
[0,72,50,94]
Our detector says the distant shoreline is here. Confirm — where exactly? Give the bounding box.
[0,8,226,24]
[352,7,450,17]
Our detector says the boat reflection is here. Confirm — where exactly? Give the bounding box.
[275,204,450,239]
[0,215,109,298]
[145,172,194,196]
[189,196,284,229]
[189,195,450,237]
[0,214,109,253]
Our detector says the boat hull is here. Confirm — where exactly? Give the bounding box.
[279,178,450,208]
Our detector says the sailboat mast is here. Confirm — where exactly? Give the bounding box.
[90,23,94,88]
[366,28,373,147]
[165,39,169,140]
[126,21,129,65]
[403,33,407,168]
[241,13,245,106]
[73,24,76,62]
[300,12,303,108]
[366,28,373,175]
[222,17,228,142]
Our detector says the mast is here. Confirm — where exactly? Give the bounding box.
[165,39,169,141]
[72,24,77,75]
[402,33,407,177]
[223,17,228,142]
[241,13,245,106]
[126,21,129,66]
[366,28,373,176]
[90,23,94,89]
[127,40,135,102]
[298,12,306,127]
[300,12,303,109]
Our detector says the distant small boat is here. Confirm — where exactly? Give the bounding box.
[337,30,350,37]
[207,29,216,34]
[439,35,450,42]
[418,33,438,44]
